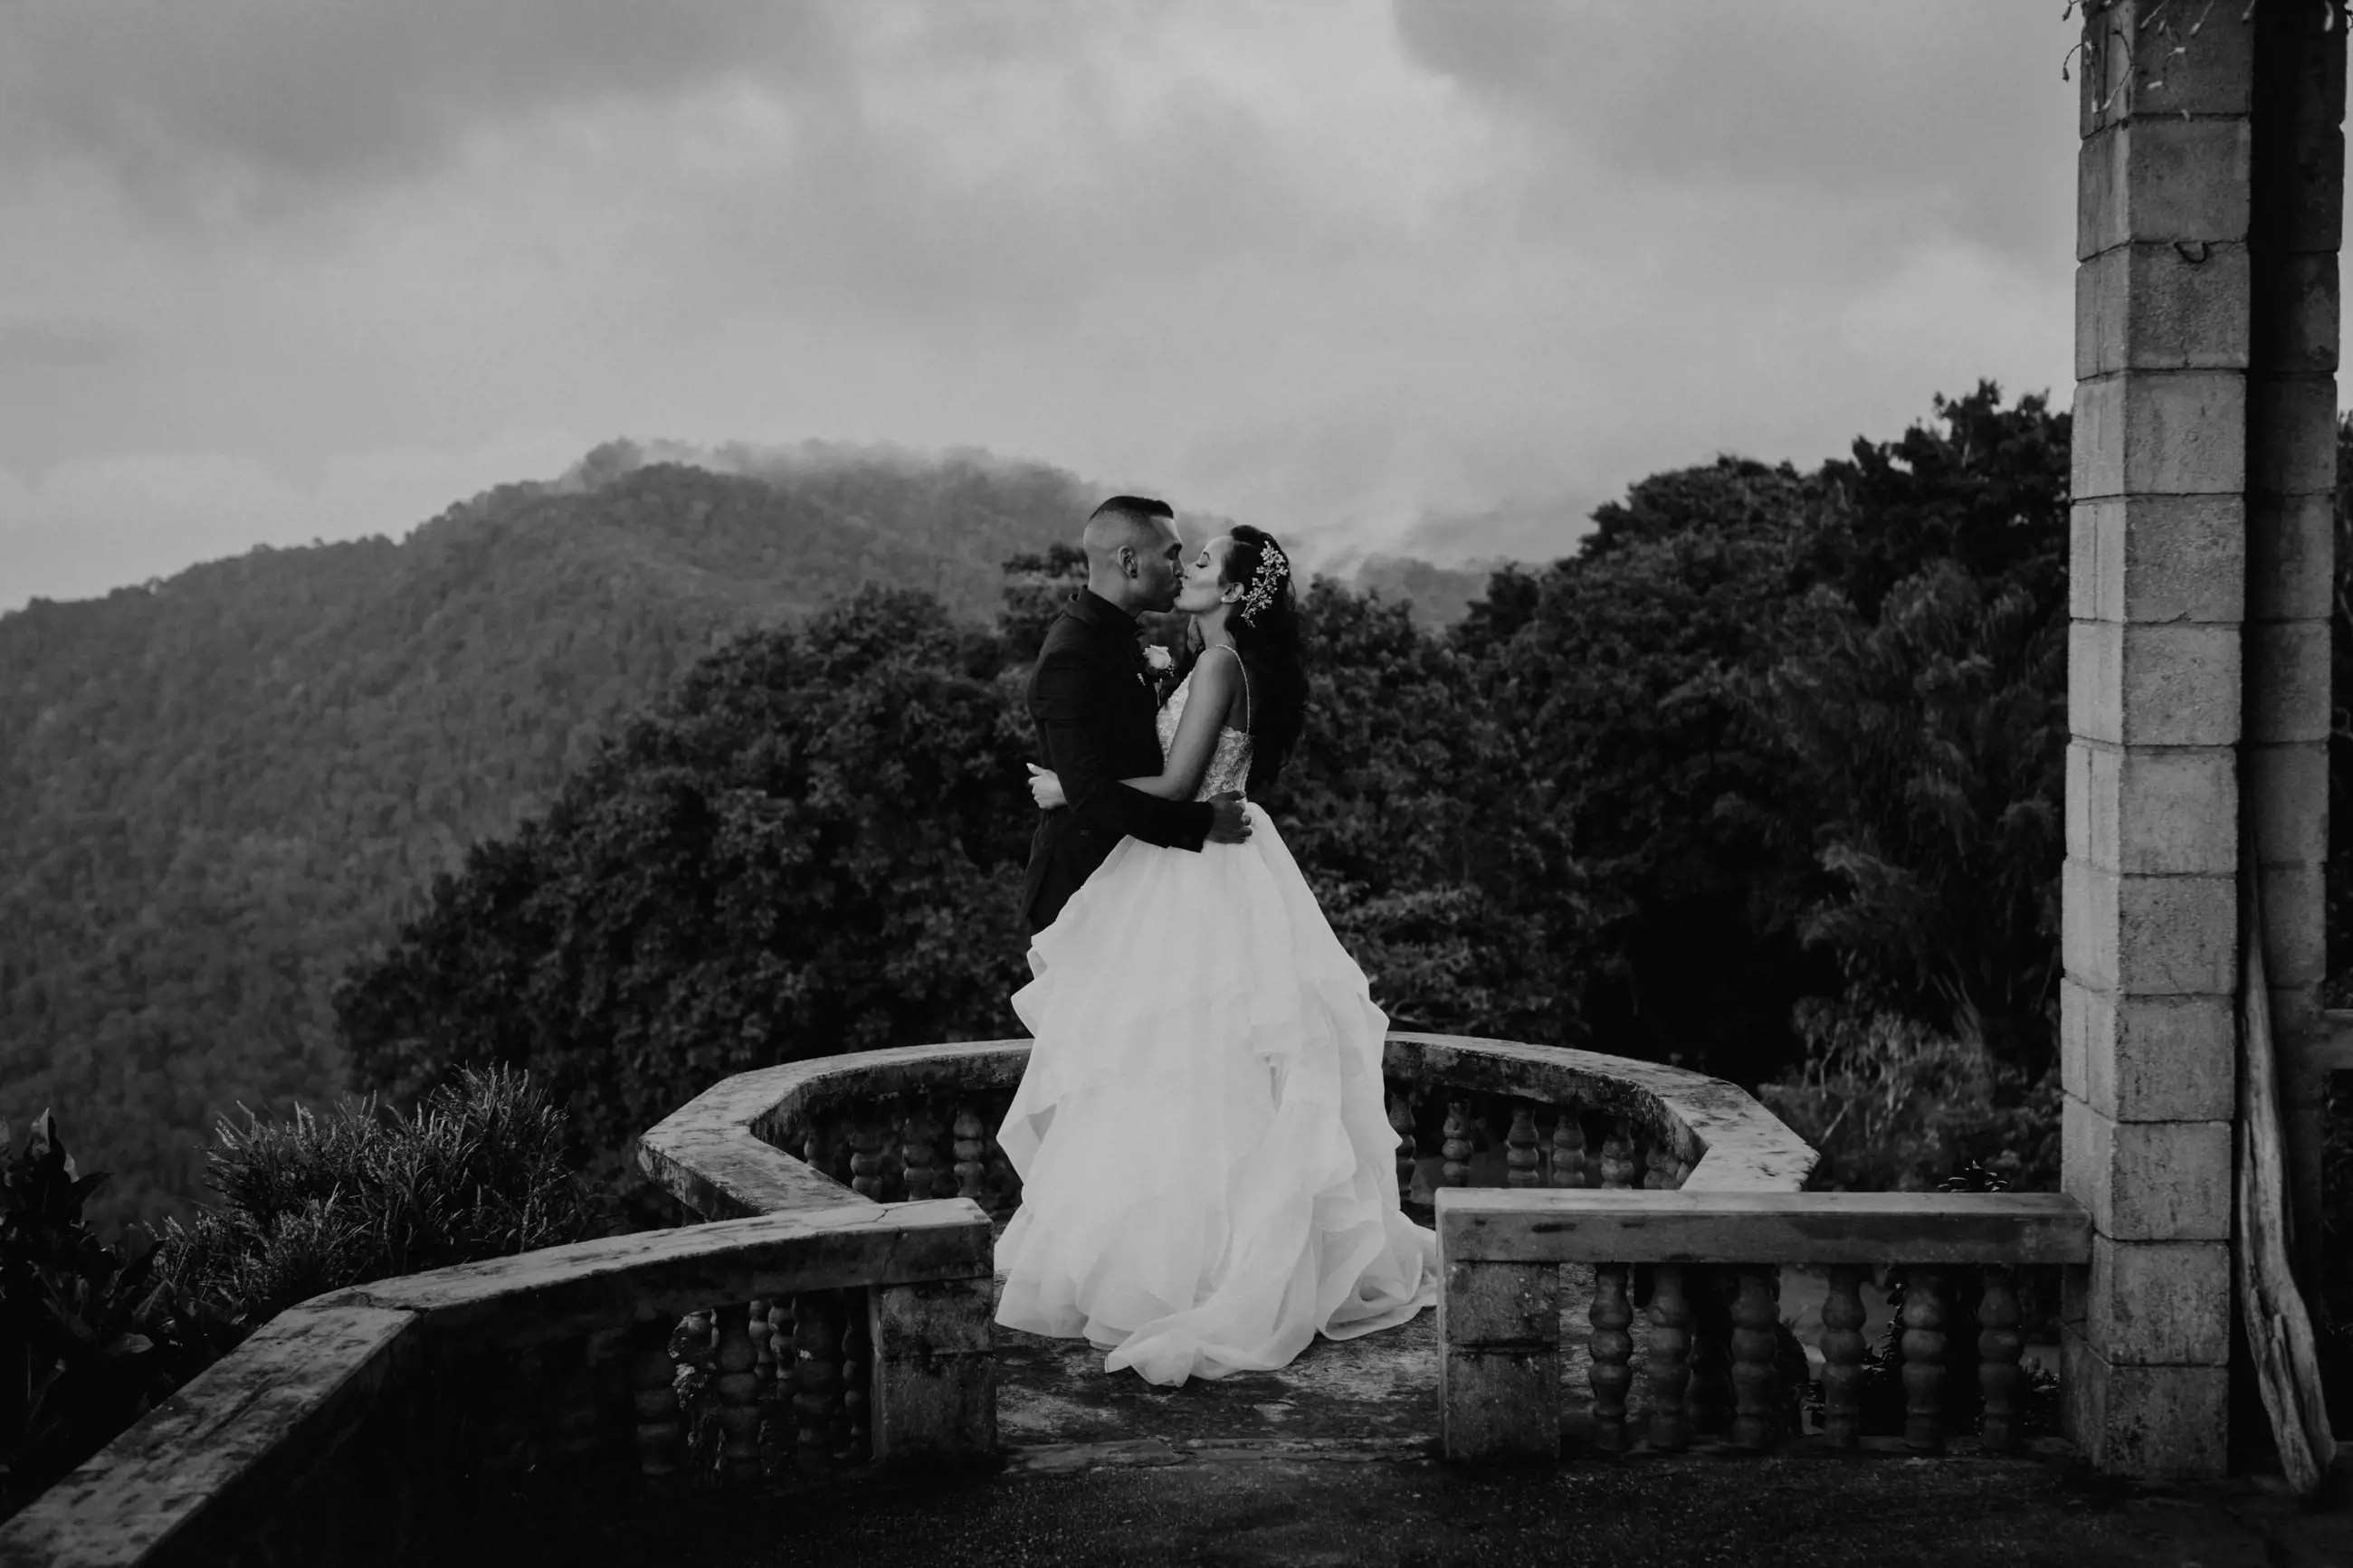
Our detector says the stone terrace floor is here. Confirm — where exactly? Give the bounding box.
[443,1262,2353,1568]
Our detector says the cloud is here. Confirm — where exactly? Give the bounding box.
[0,3,2095,608]
[0,1,842,212]
[1392,1,2077,256]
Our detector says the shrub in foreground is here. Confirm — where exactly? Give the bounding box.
[156,1065,597,1349]
[1758,992,2060,1193]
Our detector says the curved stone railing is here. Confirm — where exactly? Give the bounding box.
[632,1031,1824,1226]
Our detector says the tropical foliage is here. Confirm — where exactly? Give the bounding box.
[153,1066,596,1351]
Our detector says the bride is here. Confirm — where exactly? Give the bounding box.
[993,522,1437,1386]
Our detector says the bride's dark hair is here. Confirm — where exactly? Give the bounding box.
[1220,524,1306,795]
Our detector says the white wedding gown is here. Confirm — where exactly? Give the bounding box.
[993,660,1438,1385]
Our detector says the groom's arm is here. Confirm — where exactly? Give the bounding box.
[1033,651,1213,852]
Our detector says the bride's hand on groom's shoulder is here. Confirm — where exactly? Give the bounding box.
[1026,764,1067,810]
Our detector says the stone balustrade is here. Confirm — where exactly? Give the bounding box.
[1436,1189,2092,1461]
[0,1199,994,1566]
[0,1031,1823,1563]
[634,1031,1822,1225]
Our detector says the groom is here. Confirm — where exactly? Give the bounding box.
[1022,495,1253,934]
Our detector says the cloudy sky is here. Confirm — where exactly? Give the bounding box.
[1,1,2089,610]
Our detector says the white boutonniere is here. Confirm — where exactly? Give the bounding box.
[1142,644,1174,673]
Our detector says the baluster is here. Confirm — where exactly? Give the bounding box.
[630,1321,685,1488]
[1550,1110,1587,1187]
[713,1303,763,1485]
[751,1297,776,1395]
[841,1293,872,1460]
[849,1120,889,1201]
[1440,1100,1473,1188]
[1387,1090,1417,1198]
[1818,1266,1867,1450]
[902,1106,948,1201]
[1686,1269,1734,1438]
[1598,1119,1635,1189]
[548,1336,608,1464]
[1729,1268,1779,1450]
[952,1105,990,1202]
[1646,1264,1692,1451]
[1977,1265,2024,1451]
[794,1291,845,1474]
[1901,1268,1948,1453]
[765,1299,792,1405]
[1505,1104,1541,1187]
[1589,1263,1634,1452]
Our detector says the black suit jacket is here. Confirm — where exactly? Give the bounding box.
[1022,591,1215,933]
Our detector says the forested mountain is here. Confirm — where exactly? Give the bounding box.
[0,450,1095,1227]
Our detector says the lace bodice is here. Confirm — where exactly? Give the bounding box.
[1157,653,1254,801]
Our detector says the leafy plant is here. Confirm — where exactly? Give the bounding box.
[154,1066,595,1345]
[0,1113,187,1518]
[1758,992,2062,1194]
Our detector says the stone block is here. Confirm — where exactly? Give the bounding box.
[2075,242,2251,377]
[2244,619,2331,743]
[872,1275,995,1357]
[2063,980,2237,1122]
[2080,0,2256,137]
[2259,860,2328,988]
[2253,0,2348,130]
[1440,1259,1558,1347]
[2062,858,2120,989]
[2246,494,2335,622]
[2249,375,2340,497]
[2084,1236,2231,1365]
[2070,371,2247,499]
[2061,865,2236,996]
[2247,739,2329,867]
[2068,622,2241,748]
[2120,872,2238,995]
[2079,119,2253,261]
[1439,1345,1559,1462]
[2069,495,2244,624]
[869,1278,996,1463]
[2062,1097,2233,1242]
[2251,251,2339,375]
[2062,1328,2230,1478]
[2069,745,2237,876]
[2252,123,2346,253]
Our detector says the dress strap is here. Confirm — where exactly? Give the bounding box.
[1205,642,1250,731]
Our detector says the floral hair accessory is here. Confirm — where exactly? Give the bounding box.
[1238,538,1290,624]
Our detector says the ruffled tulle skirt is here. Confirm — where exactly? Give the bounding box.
[993,803,1437,1386]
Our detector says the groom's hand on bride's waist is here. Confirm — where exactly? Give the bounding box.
[1206,793,1252,844]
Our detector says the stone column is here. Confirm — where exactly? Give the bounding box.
[2248,0,2345,1294]
[2061,0,2253,1478]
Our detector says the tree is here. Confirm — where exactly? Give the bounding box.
[337,588,1037,1174]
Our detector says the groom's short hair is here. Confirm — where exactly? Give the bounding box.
[1088,495,1174,531]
